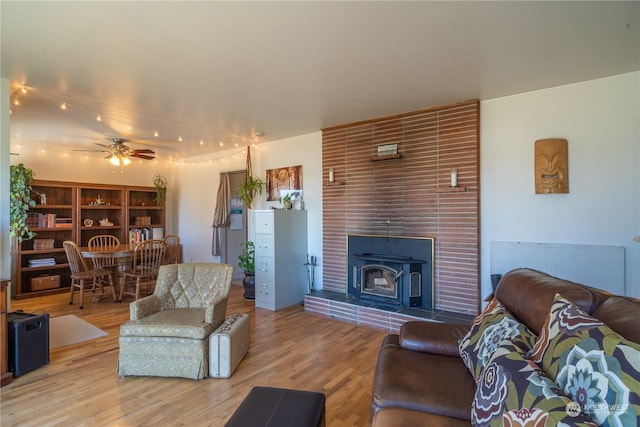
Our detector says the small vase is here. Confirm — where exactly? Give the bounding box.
[242,273,255,300]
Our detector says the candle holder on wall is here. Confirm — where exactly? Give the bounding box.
[535,138,569,194]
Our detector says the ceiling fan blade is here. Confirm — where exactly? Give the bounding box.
[73,148,107,152]
[130,153,155,160]
[95,142,111,148]
[131,149,155,154]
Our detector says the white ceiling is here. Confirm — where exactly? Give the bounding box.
[2,1,639,161]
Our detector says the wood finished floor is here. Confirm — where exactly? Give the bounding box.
[1,283,387,426]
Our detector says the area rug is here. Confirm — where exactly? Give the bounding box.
[50,314,108,349]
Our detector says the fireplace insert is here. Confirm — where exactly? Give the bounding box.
[347,235,433,309]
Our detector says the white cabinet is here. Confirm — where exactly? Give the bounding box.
[254,210,308,311]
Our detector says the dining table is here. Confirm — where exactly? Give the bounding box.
[80,243,138,269]
[80,243,138,302]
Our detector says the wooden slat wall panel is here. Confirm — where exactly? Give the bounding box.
[322,100,480,314]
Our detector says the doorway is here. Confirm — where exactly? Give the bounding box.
[223,170,247,280]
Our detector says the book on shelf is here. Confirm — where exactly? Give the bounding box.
[129,228,151,244]
[28,258,56,267]
[55,217,73,228]
[33,239,55,250]
[27,213,58,228]
[152,227,164,240]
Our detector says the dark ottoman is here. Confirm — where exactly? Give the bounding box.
[225,386,326,427]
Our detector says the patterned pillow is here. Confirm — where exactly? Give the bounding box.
[472,340,597,427]
[459,298,536,380]
[530,293,640,426]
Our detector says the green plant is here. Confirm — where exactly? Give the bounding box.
[239,146,264,208]
[153,173,167,205]
[280,192,293,209]
[238,241,255,274]
[10,163,36,243]
[238,175,264,208]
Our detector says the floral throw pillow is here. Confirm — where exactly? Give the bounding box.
[459,298,537,380]
[472,340,596,427]
[530,293,640,427]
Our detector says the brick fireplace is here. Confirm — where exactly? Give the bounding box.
[319,100,480,316]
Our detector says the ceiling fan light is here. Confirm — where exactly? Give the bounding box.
[122,156,132,165]
[109,155,121,166]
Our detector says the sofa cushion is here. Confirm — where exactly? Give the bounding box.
[120,308,214,339]
[459,298,536,380]
[530,294,640,426]
[400,321,470,356]
[372,407,470,427]
[472,339,596,426]
[495,268,604,335]
[372,344,475,421]
[592,295,640,343]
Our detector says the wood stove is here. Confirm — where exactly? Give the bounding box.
[347,235,433,309]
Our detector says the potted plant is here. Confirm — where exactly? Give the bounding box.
[238,175,264,209]
[238,241,256,299]
[280,193,293,210]
[10,163,36,245]
[153,173,167,206]
[238,146,264,208]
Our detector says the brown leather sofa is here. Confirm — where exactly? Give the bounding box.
[370,268,640,426]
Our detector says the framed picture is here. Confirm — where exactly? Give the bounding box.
[266,165,303,201]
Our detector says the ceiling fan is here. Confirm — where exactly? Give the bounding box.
[75,137,155,166]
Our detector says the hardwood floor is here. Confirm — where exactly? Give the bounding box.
[1,283,387,426]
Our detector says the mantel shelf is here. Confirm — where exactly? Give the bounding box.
[369,153,402,162]
[436,186,472,193]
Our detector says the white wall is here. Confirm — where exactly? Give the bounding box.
[481,72,640,298]
[1,78,10,281]
[173,133,324,287]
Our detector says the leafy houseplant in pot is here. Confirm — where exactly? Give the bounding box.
[238,241,256,299]
[280,193,293,210]
[238,147,264,209]
[10,163,36,247]
[153,173,168,206]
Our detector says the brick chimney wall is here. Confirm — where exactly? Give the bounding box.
[321,100,480,315]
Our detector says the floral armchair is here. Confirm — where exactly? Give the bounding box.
[117,262,234,380]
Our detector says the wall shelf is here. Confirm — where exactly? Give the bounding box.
[369,153,402,162]
[436,186,471,193]
[325,181,346,187]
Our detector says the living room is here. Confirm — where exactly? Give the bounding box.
[1,2,639,425]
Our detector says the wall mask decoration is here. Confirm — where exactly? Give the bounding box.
[535,138,568,194]
[266,165,303,201]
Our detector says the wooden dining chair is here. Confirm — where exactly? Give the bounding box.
[119,239,167,301]
[163,234,181,264]
[63,240,116,308]
[88,234,121,291]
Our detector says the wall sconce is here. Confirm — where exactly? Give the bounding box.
[450,168,458,187]
[329,167,335,183]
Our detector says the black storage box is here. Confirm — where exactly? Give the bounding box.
[7,311,50,377]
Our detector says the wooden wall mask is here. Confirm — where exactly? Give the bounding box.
[535,138,568,194]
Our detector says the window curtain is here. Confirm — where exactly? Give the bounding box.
[211,173,231,256]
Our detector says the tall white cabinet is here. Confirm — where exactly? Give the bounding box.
[254,209,308,311]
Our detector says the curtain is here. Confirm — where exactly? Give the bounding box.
[211,173,231,256]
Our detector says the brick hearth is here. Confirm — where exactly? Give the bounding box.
[304,290,474,334]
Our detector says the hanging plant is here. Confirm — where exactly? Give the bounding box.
[238,147,264,208]
[10,163,36,243]
[153,173,167,206]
